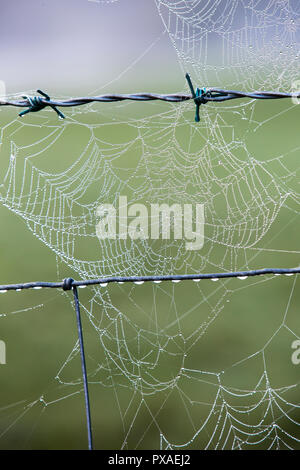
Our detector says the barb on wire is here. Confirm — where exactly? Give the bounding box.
[185,73,209,122]
[0,74,299,122]
[19,89,65,119]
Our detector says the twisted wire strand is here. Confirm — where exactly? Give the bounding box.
[0,90,299,108]
[1,72,298,121]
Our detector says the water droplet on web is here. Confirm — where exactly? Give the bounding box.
[193,278,201,282]
[0,290,8,294]
[211,278,219,282]
[172,279,181,283]
[78,285,87,288]
[100,282,108,287]
[134,281,144,285]
[237,276,248,280]
[153,280,162,284]
[33,286,42,290]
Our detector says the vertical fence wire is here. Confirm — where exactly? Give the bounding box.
[72,285,93,450]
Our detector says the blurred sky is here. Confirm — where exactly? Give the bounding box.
[0,0,179,93]
[1,1,297,94]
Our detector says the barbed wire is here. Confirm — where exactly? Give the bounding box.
[0,74,299,122]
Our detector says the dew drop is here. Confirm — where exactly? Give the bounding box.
[0,290,8,294]
[237,276,248,280]
[153,280,162,284]
[193,278,201,282]
[211,278,219,282]
[100,282,108,287]
[134,281,144,285]
[172,279,181,283]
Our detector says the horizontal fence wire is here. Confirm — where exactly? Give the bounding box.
[0,268,299,292]
[2,90,298,106]
[1,74,299,121]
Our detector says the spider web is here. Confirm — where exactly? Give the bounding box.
[0,0,299,450]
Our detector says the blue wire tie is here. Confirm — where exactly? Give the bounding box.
[185,73,208,122]
[19,90,65,119]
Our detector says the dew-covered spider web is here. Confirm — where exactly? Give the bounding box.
[0,0,299,450]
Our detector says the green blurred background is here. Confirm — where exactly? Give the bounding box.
[0,0,299,450]
[0,98,299,449]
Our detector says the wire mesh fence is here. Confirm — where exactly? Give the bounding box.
[1,267,298,450]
